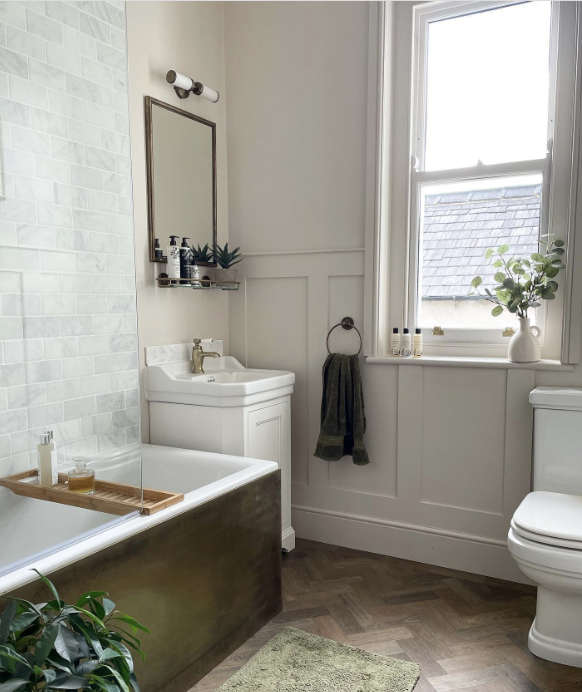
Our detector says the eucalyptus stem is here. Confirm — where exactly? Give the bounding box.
[469,235,565,319]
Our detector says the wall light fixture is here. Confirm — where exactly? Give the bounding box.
[166,70,220,103]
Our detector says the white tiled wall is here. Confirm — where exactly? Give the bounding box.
[0,0,138,477]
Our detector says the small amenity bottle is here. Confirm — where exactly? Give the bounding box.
[167,235,180,280]
[390,327,400,356]
[413,328,423,357]
[401,328,412,357]
[37,431,57,487]
[67,457,95,495]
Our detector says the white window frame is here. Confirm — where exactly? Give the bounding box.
[364,0,582,362]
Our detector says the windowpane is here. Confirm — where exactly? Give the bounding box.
[417,175,542,330]
[425,2,552,171]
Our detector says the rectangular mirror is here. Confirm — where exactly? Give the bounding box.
[145,96,217,263]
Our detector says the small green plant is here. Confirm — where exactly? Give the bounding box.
[213,243,242,269]
[469,235,565,318]
[190,243,213,264]
[0,571,148,692]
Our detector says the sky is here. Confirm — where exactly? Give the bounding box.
[424,1,552,172]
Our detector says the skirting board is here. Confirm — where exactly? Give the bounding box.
[292,505,531,584]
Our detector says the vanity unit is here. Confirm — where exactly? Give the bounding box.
[145,355,296,551]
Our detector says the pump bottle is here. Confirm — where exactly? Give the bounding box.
[167,236,180,280]
[180,237,192,285]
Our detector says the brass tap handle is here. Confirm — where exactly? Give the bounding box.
[193,338,201,346]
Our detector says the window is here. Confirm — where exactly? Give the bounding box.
[410,1,555,347]
[365,1,582,361]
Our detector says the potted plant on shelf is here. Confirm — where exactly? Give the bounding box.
[213,243,243,286]
[191,243,214,286]
[0,570,148,692]
[469,235,565,363]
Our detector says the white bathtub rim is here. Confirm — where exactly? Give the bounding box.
[0,449,277,596]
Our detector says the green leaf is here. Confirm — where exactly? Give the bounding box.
[54,626,80,664]
[552,247,565,255]
[514,267,525,275]
[0,646,32,670]
[493,272,505,283]
[546,266,559,278]
[484,248,494,259]
[103,599,116,618]
[502,278,515,290]
[493,259,503,268]
[491,305,504,317]
[90,674,120,692]
[75,592,108,609]
[552,260,565,268]
[0,680,30,692]
[31,571,60,607]
[46,674,90,689]
[129,673,140,692]
[531,253,544,261]
[110,617,149,636]
[498,244,509,254]
[34,624,58,667]
[471,276,482,288]
[554,239,565,247]
[11,612,40,633]
[103,666,130,692]
[0,601,17,644]
[42,670,57,684]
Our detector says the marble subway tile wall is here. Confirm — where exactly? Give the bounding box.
[0,0,138,477]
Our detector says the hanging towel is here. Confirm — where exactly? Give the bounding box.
[314,353,369,466]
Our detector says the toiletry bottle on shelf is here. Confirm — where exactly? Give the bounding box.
[191,258,201,287]
[37,431,56,487]
[167,236,180,280]
[401,328,412,357]
[48,429,57,471]
[414,328,423,357]
[67,457,95,495]
[180,237,192,285]
[154,238,163,261]
[390,327,400,356]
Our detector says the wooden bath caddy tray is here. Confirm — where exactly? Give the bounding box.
[0,470,184,516]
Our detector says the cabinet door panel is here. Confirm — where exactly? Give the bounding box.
[247,402,291,534]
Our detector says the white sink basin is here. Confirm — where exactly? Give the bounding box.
[145,356,295,407]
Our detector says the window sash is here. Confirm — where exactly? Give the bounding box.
[407,158,550,347]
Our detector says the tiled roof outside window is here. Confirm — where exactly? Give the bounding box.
[421,185,541,298]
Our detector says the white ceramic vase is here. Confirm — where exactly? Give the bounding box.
[508,317,541,363]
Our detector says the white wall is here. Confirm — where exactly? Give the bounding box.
[126,1,229,441]
[224,1,582,582]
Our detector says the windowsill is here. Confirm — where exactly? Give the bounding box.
[366,355,574,372]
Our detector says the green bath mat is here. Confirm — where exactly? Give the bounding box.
[217,626,420,692]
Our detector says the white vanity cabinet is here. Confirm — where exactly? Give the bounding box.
[146,357,295,551]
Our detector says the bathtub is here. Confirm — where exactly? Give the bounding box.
[0,444,282,692]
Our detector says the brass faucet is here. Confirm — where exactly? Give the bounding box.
[192,339,220,374]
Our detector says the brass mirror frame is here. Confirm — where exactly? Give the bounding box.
[145,96,217,264]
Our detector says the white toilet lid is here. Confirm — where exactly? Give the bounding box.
[513,491,582,548]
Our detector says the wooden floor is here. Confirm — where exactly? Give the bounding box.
[192,539,582,692]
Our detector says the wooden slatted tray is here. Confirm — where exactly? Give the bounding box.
[0,470,184,516]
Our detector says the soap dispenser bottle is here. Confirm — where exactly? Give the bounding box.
[168,235,180,280]
[37,430,56,487]
[180,237,192,285]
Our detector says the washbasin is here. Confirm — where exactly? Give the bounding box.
[145,356,295,407]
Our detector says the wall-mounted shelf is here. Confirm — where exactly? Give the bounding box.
[157,276,240,290]
[0,469,184,516]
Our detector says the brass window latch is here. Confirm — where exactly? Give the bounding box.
[503,327,515,337]
[432,326,444,336]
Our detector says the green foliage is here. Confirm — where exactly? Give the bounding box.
[190,243,213,263]
[0,571,148,692]
[213,243,243,269]
[469,236,565,318]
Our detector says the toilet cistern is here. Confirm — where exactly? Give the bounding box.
[192,338,220,374]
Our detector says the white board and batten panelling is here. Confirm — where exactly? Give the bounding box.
[229,250,537,582]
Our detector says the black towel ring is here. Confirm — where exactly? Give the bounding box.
[326,317,362,356]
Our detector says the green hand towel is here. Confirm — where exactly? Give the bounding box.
[314,353,369,465]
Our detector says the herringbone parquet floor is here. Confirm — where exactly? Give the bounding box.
[192,539,582,692]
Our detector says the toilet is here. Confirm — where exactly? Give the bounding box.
[509,387,582,668]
